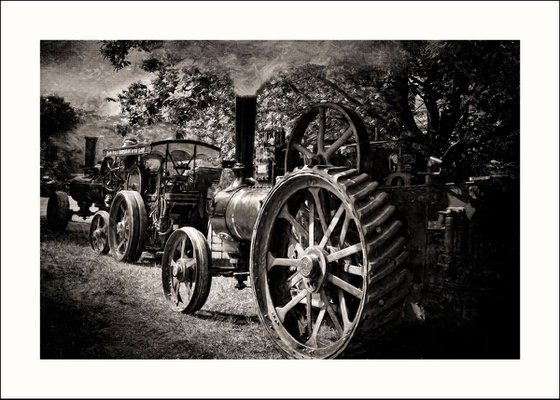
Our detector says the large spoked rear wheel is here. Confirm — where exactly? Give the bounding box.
[285,103,371,174]
[89,210,110,254]
[250,166,409,359]
[46,191,70,232]
[162,227,212,314]
[108,190,146,262]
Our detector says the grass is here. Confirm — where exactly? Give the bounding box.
[40,219,282,359]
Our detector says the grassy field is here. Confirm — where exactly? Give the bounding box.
[40,217,282,359]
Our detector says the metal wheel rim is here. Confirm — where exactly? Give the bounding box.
[162,230,199,313]
[251,170,369,358]
[89,212,108,252]
[126,166,142,193]
[285,103,370,173]
[112,197,132,258]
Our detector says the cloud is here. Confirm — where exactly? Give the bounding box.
[41,41,150,115]
[40,40,406,113]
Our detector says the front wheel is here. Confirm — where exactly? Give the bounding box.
[250,166,409,359]
[89,210,110,254]
[162,227,212,314]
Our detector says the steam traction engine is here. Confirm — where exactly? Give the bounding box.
[160,96,516,359]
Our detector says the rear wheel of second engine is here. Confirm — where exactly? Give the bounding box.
[250,166,409,359]
[108,190,146,262]
[162,227,212,314]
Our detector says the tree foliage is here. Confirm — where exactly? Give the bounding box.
[40,95,81,180]
[99,40,163,71]
[40,95,79,140]
[101,40,519,178]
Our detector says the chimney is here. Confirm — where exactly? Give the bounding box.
[84,136,98,171]
[233,96,257,186]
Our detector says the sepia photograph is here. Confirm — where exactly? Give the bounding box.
[39,39,520,360]
[1,1,558,398]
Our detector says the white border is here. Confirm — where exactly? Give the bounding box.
[2,1,559,398]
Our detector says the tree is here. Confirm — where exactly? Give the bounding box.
[40,95,79,140]
[40,95,82,180]
[404,41,520,177]
[99,40,163,71]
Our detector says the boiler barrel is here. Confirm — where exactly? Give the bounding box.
[212,186,270,242]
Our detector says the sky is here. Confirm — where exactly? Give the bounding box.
[41,41,150,115]
[40,40,406,115]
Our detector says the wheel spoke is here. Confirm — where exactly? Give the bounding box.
[172,277,181,305]
[293,143,314,159]
[309,188,329,241]
[267,253,300,270]
[342,263,363,276]
[326,243,362,263]
[338,289,352,332]
[326,272,363,298]
[287,272,303,288]
[180,238,186,258]
[317,107,326,153]
[117,238,127,252]
[320,290,343,335]
[306,292,313,336]
[184,282,193,299]
[325,127,353,159]
[275,290,308,323]
[279,206,309,242]
[184,257,196,269]
[339,215,350,246]
[319,203,345,248]
[309,201,315,247]
[306,307,326,347]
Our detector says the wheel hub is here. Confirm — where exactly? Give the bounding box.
[299,247,328,292]
[173,258,194,282]
[94,228,104,239]
[116,221,126,234]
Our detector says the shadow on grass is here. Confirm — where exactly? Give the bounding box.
[40,217,90,247]
[41,297,113,359]
[195,309,260,325]
[41,296,216,359]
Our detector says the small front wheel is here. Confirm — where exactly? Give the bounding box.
[89,210,110,255]
[162,227,212,314]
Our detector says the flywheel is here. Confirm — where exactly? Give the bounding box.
[250,166,409,359]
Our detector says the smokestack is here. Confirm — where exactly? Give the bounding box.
[234,96,257,185]
[84,136,98,171]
